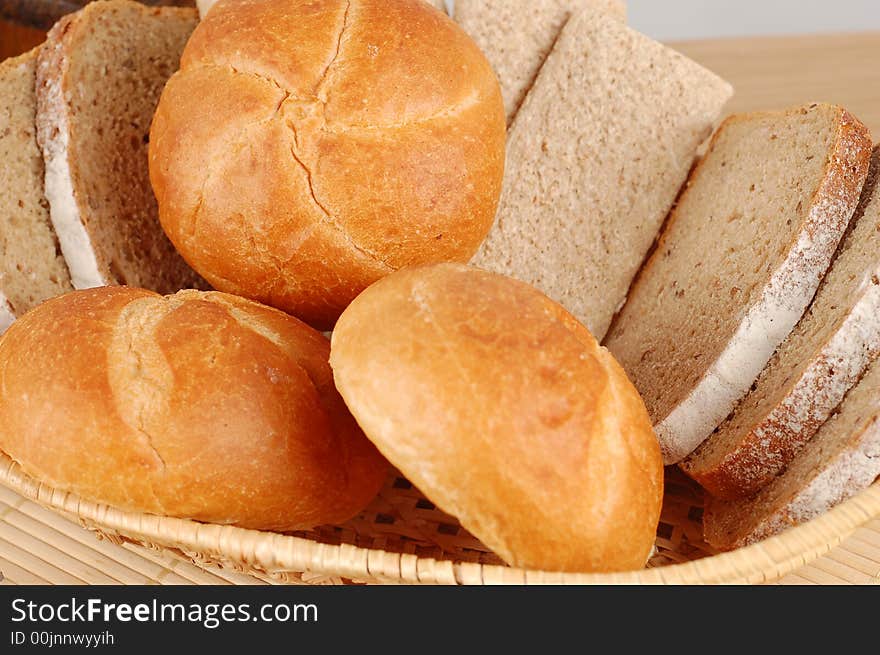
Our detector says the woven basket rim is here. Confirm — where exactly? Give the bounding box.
[2,450,879,584]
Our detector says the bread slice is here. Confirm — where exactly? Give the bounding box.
[200,0,312,19]
[683,147,880,497]
[0,49,73,334]
[196,0,215,18]
[36,0,203,293]
[605,104,872,464]
[704,356,880,550]
[454,0,627,123]
[471,10,732,339]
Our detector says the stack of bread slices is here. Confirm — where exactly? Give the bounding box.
[0,0,203,331]
[454,1,880,549]
[2,0,879,556]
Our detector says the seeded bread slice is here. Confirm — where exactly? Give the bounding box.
[36,0,203,293]
[704,356,880,550]
[0,49,73,334]
[605,104,872,464]
[683,147,880,497]
[471,10,732,339]
[454,0,627,123]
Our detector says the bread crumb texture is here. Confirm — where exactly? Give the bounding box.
[454,0,627,123]
[36,1,203,293]
[684,146,880,497]
[472,9,732,340]
[0,50,72,320]
[705,355,880,550]
[605,103,872,464]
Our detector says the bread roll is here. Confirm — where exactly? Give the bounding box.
[0,286,387,531]
[150,0,506,330]
[330,264,663,572]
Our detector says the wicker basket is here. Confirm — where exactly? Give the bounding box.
[2,450,879,584]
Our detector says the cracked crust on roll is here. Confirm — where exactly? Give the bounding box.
[150,0,505,329]
[0,286,387,531]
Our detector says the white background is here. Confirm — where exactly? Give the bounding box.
[627,0,880,40]
[444,1,880,41]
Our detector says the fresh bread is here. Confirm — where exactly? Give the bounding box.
[0,49,72,333]
[195,0,216,18]
[0,297,12,335]
[0,286,387,531]
[198,0,449,20]
[453,0,627,123]
[472,10,732,339]
[683,147,880,498]
[605,104,872,464]
[36,0,203,293]
[150,0,505,330]
[330,263,663,573]
[704,356,880,550]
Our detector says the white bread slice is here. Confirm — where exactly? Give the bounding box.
[36,0,203,293]
[0,304,13,334]
[454,0,627,123]
[704,356,880,550]
[196,0,216,18]
[0,49,73,334]
[605,104,872,464]
[683,147,880,497]
[472,10,732,339]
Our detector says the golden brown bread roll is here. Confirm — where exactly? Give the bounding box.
[0,286,387,531]
[149,0,506,330]
[330,264,664,572]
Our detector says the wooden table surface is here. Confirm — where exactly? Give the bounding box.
[1,28,879,585]
[674,31,880,136]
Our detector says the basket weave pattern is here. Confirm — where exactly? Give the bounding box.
[2,451,879,584]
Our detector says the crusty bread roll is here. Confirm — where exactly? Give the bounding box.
[150,0,506,330]
[0,286,387,531]
[330,263,663,572]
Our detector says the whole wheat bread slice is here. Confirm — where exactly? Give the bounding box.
[454,0,627,123]
[604,104,872,464]
[704,355,880,550]
[0,49,73,334]
[683,147,880,497]
[36,0,203,293]
[471,9,732,339]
